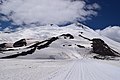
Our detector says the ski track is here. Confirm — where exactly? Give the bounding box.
[0,59,120,80]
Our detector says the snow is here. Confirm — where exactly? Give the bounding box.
[0,59,120,80]
[0,23,119,59]
[0,23,120,80]
[96,26,120,43]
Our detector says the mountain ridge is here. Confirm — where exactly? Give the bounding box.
[0,23,120,60]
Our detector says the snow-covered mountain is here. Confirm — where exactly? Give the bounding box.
[1,23,120,80]
[0,23,120,60]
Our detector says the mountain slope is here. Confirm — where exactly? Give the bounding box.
[0,23,120,60]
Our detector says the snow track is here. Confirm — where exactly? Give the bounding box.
[0,59,120,80]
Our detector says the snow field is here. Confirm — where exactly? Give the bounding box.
[0,59,120,80]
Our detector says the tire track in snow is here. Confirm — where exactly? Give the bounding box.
[89,60,120,80]
[41,59,120,80]
[41,60,76,80]
[0,59,120,80]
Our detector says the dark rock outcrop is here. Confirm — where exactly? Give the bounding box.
[0,43,7,50]
[13,39,27,47]
[79,35,91,41]
[37,37,59,49]
[1,47,36,59]
[77,45,85,48]
[27,40,46,48]
[0,43,5,48]
[0,43,13,51]
[0,36,59,58]
[93,55,119,60]
[60,34,74,39]
[92,38,120,57]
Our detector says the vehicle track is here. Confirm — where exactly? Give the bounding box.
[0,59,120,80]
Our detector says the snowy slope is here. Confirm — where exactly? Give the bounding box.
[0,23,120,80]
[0,59,120,80]
[0,23,120,59]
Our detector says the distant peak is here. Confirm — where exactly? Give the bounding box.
[75,22,89,29]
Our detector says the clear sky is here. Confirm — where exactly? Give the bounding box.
[84,0,120,29]
[0,0,120,30]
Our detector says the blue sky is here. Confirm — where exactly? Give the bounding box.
[84,0,120,29]
[0,0,120,30]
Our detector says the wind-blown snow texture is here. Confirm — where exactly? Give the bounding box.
[0,23,120,80]
[0,59,120,80]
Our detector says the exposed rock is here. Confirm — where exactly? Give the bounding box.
[27,41,46,48]
[37,37,59,49]
[13,39,27,47]
[60,34,74,39]
[63,45,65,47]
[0,43,13,50]
[93,55,119,61]
[68,45,72,46]
[0,43,7,50]
[79,32,83,34]
[79,35,91,41]
[77,45,85,48]
[92,38,120,57]
[1,34,119,59]
[1,47,36,59]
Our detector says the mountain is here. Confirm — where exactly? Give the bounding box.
[0,23,120,60]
